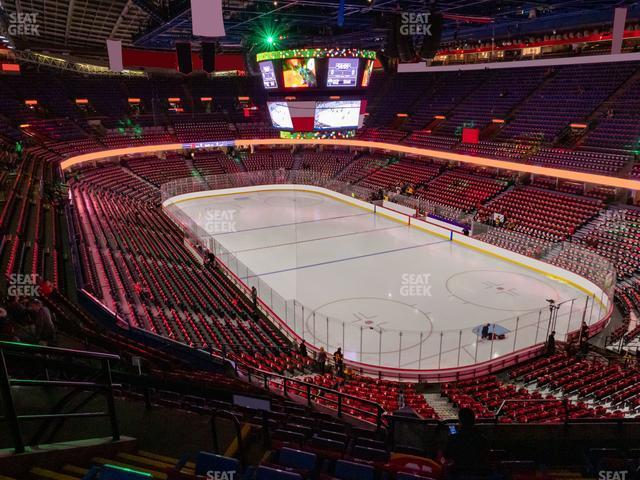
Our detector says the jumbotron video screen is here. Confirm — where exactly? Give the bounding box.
[257,48,375,136]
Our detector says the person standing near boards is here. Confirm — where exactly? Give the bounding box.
[547,331,556,356]
[333,347,344,377]
[579,321,589,354]
[298,341,307,358]
[317,347,327,374]
[251,286,258,306]
[481,323,490,340]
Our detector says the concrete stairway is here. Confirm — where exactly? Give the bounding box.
[424,392,459,420]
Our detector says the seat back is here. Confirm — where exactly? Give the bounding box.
[256,465,303,480]
[499,460,537,475]
[310,434,345,454]
[397,472,436,480]
[334,460,375,480]
[352,445,389,462]
[353,437,386,451]
[279,447,317,471]
[319,429,347,444]
[273,429,305,445]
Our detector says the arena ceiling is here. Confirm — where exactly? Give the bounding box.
[0,0,638,56]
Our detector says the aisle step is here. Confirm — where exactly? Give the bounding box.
[61,466,88,478]
[424,392,459,420]
[137,451,196,469]
[117,452,195,475]
[91,457,167,480]
[30,467,80,480]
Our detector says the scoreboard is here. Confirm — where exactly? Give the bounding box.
[257,48,375,137]
[256,48,376,92]
[267,99,366,132]
[327,58,359,87]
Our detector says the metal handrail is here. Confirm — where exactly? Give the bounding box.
[0,340,121,360]
[211,409,246,467]
[0,341,121,453]
[30,386,103,446]
[233,361,386,430]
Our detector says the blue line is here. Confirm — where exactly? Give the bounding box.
[232,224,406,254]
[247,238,451,278]
[213,211,372,236]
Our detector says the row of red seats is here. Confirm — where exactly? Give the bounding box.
[360,161,441,190]
[443,374,623,423]
[298,150,357,177]
[481,187,603,241]
[1,154,60,289]
[510,352,640,409]
[415,169,508,212]
[244,149,294,171]
[572,209,640,278]
[70,179,289,355]
[307,373,437,420]
[125,154,194,187]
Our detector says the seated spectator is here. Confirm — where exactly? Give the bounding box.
[26,299,56,345]
[6,296,27,324]
[344,366,354,380]
[4,296,28,341]
[443,408,490,478]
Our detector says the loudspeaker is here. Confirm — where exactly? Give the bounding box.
[176,42,193,74]
[243,47,260,76]
[202,42,216,73]
[376,51,396,74]
[388,13,416,62]
[384,14,400,59]
[397,24,415,62]
[419,12,443,60]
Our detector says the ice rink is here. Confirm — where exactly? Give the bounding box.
[172,189,604,371]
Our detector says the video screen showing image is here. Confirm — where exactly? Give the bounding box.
[267,102,293,129]
[362,59,374,87]
[327,58,359,87]
[259,61,278,89]
[283,58,317,88]
[314,100,361,130]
